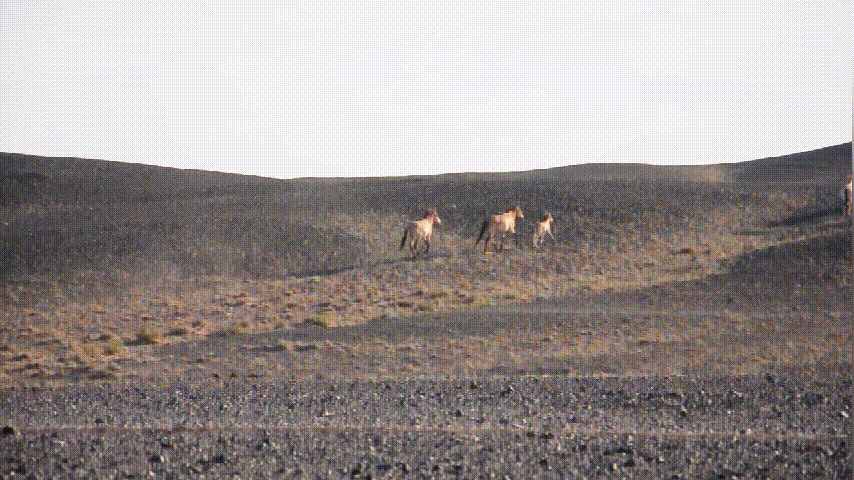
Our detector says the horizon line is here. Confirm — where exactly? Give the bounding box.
[2,142,851,182]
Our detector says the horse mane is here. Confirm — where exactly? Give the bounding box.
[423,209,437,219]
[541,213,551,222]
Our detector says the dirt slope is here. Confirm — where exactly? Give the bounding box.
[0,144,851,385]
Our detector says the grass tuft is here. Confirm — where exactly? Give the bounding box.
[167,327,190,337]
[82,343,103,359]
[307,311,337,328]
[136,327,162,345]
[215,320,251,337]
[104,336,126,356]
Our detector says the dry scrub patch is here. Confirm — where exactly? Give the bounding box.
[4,217,842,385]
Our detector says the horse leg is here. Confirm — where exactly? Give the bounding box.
[424,237,431,255]
[484,234,492,254]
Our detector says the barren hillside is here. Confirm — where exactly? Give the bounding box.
[0,144,850,384]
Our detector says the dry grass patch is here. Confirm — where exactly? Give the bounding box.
[306,311,337,328]
[104,336,126,356]
[91,304,108,314]
[81,343,103,359]
[135,327,162,345]
[167,326,190,337]
[467,295,493,309]
[88,369,118,381]
[214,320,251,337]
[277,340,320,352]
[428,289,450,300]
[416,302,436,312]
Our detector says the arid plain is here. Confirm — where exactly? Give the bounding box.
[1,145,850,478]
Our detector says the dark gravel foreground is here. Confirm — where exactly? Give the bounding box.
[1,374,851,479]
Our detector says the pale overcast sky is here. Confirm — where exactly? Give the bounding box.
[0,1,850,178]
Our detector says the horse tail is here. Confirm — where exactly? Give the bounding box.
[476,219,489,245]
[400,226,409,250]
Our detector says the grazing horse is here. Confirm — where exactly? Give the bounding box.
[844,174,853,216]
[400,209,442,257]
[476,206,524,253]
[532,212,556,248]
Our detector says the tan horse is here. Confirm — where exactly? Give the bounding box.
[400,209,442,256]
[476,206,524,253]
[532,212,555,248]
[845,174,853,216]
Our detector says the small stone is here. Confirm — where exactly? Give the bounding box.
[840,411,849,419]
[1,425,17,436]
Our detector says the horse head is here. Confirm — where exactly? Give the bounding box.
[425,209,441,224]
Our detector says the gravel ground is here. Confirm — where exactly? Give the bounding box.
[2,374,850,479]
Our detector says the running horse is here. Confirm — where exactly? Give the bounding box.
[532,212,556,249]
[476,206,524,253]
[400,209,442,257]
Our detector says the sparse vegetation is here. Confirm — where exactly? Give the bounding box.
[306,311,337,329]
[277,340,320,352]
[135,328,162,345]
[2,144,851,384]
[104,336,126,356]
[469,296,494,309]
[167,327,190,337]
[81,343,102,359]
[214,321,251,337]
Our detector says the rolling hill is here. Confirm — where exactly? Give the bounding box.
[0,144,850,384]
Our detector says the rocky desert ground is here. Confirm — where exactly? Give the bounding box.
[1,144,851,478]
